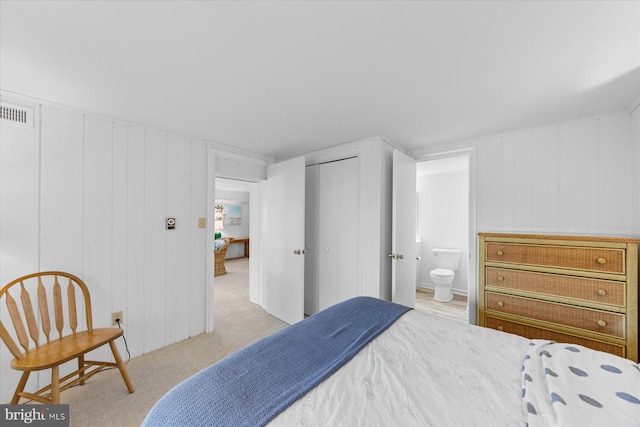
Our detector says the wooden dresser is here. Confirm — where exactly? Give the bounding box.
[478,233,639,362]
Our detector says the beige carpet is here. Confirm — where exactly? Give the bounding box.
[60,258,287,427]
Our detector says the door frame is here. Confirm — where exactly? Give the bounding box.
[207,148,269,332]
[413,146,477,324]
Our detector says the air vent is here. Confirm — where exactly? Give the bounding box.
[0,103,34,128]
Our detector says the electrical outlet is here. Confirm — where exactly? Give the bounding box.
[111,311,123,326]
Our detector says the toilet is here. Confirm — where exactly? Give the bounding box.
[429,248,462,302]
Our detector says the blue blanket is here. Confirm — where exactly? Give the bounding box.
[141,297,411,427]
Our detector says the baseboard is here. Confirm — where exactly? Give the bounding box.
[418,283,468,297]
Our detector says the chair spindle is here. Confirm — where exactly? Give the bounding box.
[19,282,40,348]
[6,291,29,353]
[38,277,52,343]
[53,276,64,339]
[67,279,78,335]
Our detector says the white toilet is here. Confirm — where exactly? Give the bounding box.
[429,248,462,302]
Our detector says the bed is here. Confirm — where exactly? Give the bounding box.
[142,297,640,426]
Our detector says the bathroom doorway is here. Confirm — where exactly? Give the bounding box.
[415,155,470,323]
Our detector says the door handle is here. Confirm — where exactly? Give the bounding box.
[388,253,404,260]
[397,254,405,260]
[388,253,396,259]
[293,249,305,255]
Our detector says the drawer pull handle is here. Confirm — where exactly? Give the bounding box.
[597,289,607,297]
[496,250,504,256]
[596,257,607,265]
[497,301,505,307]
[597,320,607,327]
[497,276,505,282]
[497,326,504,331]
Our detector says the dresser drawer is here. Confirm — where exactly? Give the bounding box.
[484,316,625,357]
[484,242,625,274]
[485,292,626,338]
[485,267,626,307]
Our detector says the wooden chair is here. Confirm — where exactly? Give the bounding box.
[0,271,134,404]
[214,238,230,276]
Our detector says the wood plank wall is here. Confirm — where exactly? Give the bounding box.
[475,113,635,235]
[0,103,211,402]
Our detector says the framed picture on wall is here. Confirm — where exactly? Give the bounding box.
[223,205,242,226]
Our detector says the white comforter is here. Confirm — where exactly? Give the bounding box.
[271,309,531,426]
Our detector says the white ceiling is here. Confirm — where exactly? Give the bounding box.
[1,1,638,160]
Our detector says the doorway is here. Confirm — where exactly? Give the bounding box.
[214,178,253,315]
[415,155,470,323]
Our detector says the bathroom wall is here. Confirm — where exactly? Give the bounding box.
[416,165,469,295]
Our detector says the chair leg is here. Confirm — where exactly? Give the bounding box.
[11,371,30,404]
[50,365,60,404]
[109,340,134,393]
[78,354,86,385]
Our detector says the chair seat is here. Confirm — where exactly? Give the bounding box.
[11,328,123,371]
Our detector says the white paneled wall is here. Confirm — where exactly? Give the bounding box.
[0,105,41,399]
[0,101,210,402]
[473,113,637,235]
[418,112,638,236]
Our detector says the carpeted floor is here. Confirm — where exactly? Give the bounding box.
[60,258,287,427]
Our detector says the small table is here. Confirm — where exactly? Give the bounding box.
[228,237,250,258]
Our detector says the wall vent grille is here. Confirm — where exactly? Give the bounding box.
[0,103,34,128]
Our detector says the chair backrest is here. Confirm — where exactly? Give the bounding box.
[215,238,230,254]
[215,239,230,258]
[0,272,93,360]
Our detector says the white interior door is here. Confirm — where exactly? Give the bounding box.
[392,150,417,308]
[263,156,306,324]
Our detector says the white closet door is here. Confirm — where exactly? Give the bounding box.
[318,157,359,311]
